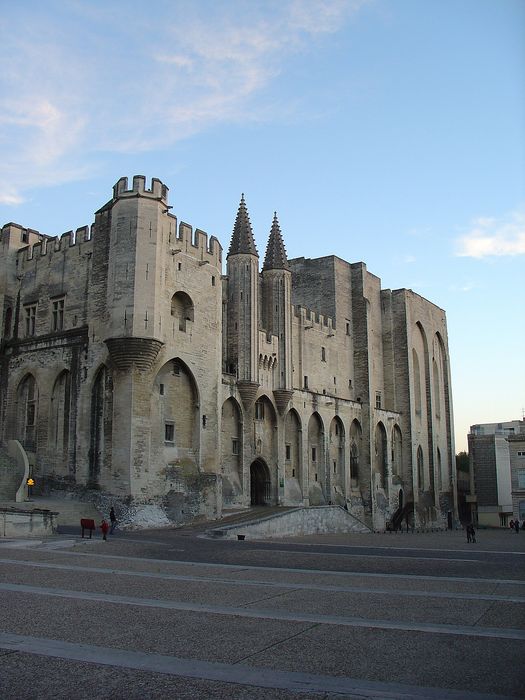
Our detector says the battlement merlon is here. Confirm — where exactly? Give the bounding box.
[15,226,92,265]
[292,304,335,332]
[113,175,168,203]
[175,221,223,266]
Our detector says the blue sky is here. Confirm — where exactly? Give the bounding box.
[1,0,523,451]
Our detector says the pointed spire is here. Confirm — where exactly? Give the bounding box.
[263,212,289,271]
[227,194,258,257]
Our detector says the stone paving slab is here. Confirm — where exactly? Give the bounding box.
[0,651,323,700]
[243,623,525,698]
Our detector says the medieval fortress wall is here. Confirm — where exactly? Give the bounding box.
[0,176,456,528]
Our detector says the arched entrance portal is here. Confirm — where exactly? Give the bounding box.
[250,460,271,506]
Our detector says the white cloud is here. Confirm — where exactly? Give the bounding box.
[455,210,525,258]
[0,1,367,206]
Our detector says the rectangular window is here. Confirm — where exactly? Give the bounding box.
[375,392,382,409]
[285,444,291,461]
[159,383,164,395]
[52,298,65,331]
[164,423,174,443]
[232,438,239,455]
[321,347,326,362]
[304,376,308,389]
[211,276,216,286]
[346,322,350,335]
[24,304,37,336]
[518,469,525,489]
[517,451,525,457]
[311,447,317,462]
[255,401,264,420]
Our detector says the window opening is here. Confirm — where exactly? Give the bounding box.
[164,423,175,443]
[52,298,65,332]
[24,304,37,336]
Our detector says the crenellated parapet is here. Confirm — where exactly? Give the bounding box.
[15,226,93,270]
[172,221,222,267]
[292,305,335,334]
[113,175,168,203]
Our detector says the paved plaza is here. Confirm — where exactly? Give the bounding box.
[0,526,524,699]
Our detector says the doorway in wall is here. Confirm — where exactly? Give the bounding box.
[250,459,271,506]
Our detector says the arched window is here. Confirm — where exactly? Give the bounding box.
[171,292,194,332]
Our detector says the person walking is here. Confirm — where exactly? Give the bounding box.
[100,519,109,541]
[515,519,520,534]
[466,524,472,543]
[109,507,117,534]
[467,524,476,543]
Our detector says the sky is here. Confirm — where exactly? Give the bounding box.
[1,0,523,452]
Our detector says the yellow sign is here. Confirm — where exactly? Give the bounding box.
[27,478,35,487]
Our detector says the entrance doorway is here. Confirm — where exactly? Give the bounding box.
[250,460,271,506]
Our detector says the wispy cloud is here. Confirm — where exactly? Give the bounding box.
[455,210,525,258]
[0,1,367,205]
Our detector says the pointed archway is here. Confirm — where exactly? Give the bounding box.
[250,459,271,505]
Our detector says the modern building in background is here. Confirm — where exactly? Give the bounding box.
[0,176,457,529]
[508,430,525,524]
[467,419,525,526]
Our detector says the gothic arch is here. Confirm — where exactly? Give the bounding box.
[49,370,71,476]
[349,419,362,489]
[16,374,38,451]
[171,291,194,332]
[391,424,403,480]
[412,348,422,415]
[220,397,243,503]
[153,357,199,457]
[374,421,388,490]
[253,395,277,485]
[250,458,271,505]
[89,365,112,487]
[284,408,302,495]
[434,331,452,492]
[329,416,345,502]
[307,412,325,504]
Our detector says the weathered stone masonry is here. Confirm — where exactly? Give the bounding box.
[0,176,457,528]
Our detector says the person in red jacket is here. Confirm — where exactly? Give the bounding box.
[100,519,109,541]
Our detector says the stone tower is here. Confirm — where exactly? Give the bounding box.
[225,196,260,408]
[261,213,293,414]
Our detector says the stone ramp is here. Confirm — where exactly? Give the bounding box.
[208,505,370,540]
[30,496,104,528]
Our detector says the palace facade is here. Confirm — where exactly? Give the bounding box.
[0,176,456,529]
